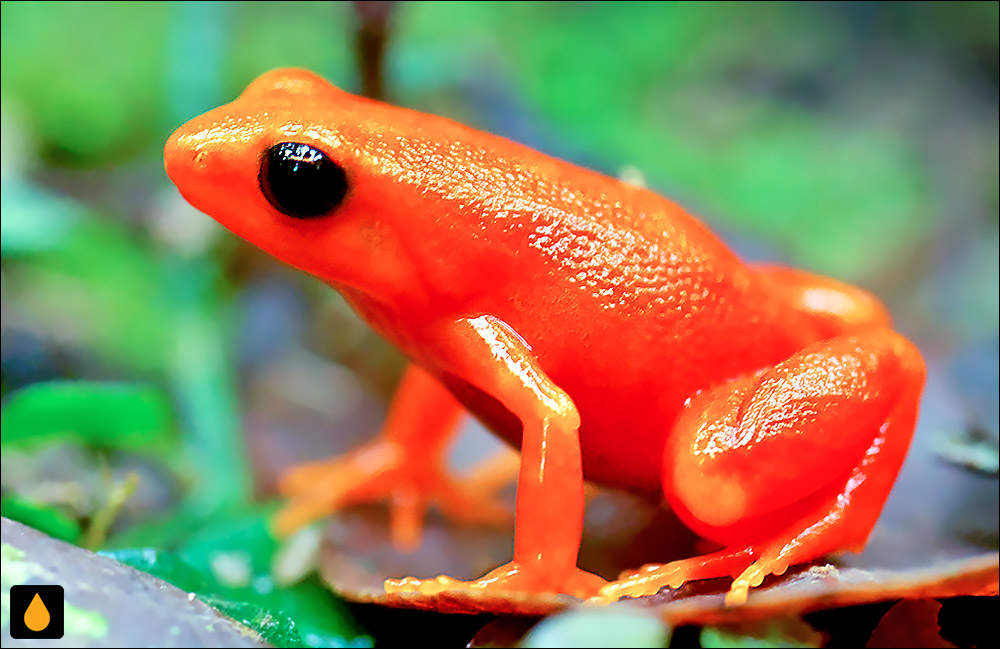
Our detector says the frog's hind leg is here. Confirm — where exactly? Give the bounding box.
[599,329,925,604]
[275,364,516,549]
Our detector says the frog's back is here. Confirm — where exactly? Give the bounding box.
[365,116,757,319]
[393,129,821,492]
[394,126,805,358]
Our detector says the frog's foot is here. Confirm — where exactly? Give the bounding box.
[725,558,792,606]
[275,439,513,549]
[597,547,754,602]
[385,561,607,600]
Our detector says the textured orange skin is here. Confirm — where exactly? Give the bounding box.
[165,69,926,604]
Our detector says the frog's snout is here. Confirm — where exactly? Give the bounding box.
[163,126,193,185]
[165,128,205,177]
[164,118,233,203]
[164,125,226,225]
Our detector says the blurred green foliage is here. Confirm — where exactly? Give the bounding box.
[1,382,172,451]
[1,495,83,544]
[701,622,822,648]
[392,2,997,282]
[1,1,355,163]
[1,1,996,647]
[520,607,669,647]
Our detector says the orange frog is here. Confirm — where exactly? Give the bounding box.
[164,69,925,605]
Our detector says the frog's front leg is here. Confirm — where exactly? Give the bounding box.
[600,329,925,605]
[384,315,606,599]
[275,363,515,549]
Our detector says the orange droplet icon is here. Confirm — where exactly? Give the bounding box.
[24,592,51,632]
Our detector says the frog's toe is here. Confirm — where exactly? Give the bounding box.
[597,566,682,602]
[274,439,515,547]
[384,574,465,596]
[725,559,788,606]
[385,562,605,600]
[599,548,759,602]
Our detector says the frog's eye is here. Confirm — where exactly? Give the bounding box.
[259,142,348,219]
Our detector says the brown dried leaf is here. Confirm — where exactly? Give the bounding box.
[467,616,539,648]
[642,555,997,628]
[317,362,998,620]
[866,599,955,648]
[318,490,701,615]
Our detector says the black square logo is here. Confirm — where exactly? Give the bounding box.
[9,585,65,639]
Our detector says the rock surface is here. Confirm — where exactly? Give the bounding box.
[1,517,269,648]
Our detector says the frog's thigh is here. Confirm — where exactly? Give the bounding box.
[600,330,925,605]
[666,329,925,557]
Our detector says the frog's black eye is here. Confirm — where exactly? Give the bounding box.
[259,142,348,219]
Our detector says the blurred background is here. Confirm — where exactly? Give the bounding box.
[1,2,997,646]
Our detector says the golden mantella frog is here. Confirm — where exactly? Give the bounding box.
[164,69,925,605]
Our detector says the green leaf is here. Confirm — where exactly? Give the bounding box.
[262,580,372,649]
[176,508,371,648]
[701,621,823,648]
[1,496,82,543]
[520,608,668,648]
[202,597,303,647]
[101,547,214,593]
[105,548,298,645]
[106,507,371,648]
[1,381,173,451]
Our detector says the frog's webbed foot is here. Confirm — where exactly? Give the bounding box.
[385,560,606,600]
[726,558,788,606]
[597,547,754,601]
[275,440,515,549]
[273,365,516,550]
[596,547,789,605]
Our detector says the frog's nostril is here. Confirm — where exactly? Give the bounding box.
[193,147,210,167]
[164,130,213,186]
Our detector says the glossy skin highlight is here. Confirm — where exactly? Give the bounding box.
[164,69,926,605]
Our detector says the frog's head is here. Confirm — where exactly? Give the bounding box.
[164,68,487,307]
